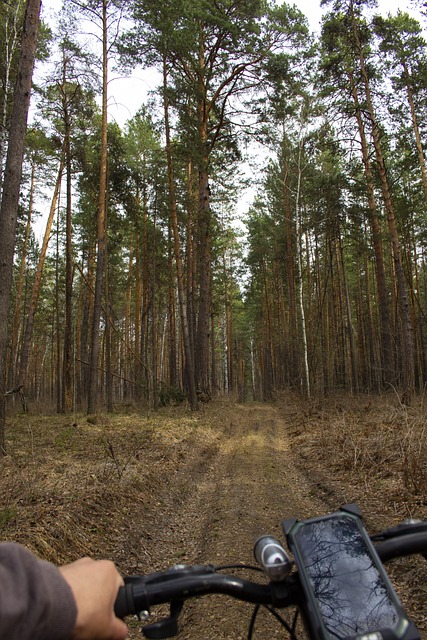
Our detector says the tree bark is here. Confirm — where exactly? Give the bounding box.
[350,0,414,401]
[87,0,108,414]
[167,223,177,388]
[194,32,211,392]
[162,53,198,410]
[105,212,113,412]
[403,63,427,205]
[337,234,358,392]
[195,161,211,391]
[17,158,64,390]
[0,0,41,453]
[0,0,26,197]
[294,138,310,398]
[348,69,393,385]
[12,161,35,379]
[124,242,133,399]
[62,56,74,412]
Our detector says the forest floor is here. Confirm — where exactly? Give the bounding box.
[1,392,427,639]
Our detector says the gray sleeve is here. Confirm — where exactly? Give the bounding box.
[0,542,77,640]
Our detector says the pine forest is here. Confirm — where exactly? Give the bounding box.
[2,0,427,446]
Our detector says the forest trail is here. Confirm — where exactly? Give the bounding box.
[3,398,426,638]
[123,403,331,639]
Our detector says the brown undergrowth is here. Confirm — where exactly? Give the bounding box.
[275,391,427,633]
[0,395,426,638]
[275,391,427,515]
[0,408,221,565]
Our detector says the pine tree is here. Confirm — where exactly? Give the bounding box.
[0,0,42,453]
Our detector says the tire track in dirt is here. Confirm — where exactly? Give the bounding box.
[124,403,328,640]
[177,404,325,639]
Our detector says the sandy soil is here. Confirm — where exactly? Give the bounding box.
[123,403,325,639]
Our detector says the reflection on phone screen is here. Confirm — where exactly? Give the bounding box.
[296,516,400,638]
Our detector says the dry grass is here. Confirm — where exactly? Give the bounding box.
[276,392,427,633]
[276,392,427,509]
[1,396,426,636]
[0,409,214,568]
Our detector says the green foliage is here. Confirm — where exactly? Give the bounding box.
[55,426,77,449]
[5,0,427,406]
[158,385,186,406]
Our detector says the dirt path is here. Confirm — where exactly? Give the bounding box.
[4,398,425,638]
[125,403,327,639]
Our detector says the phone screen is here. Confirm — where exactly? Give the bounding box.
[295,515,401,638]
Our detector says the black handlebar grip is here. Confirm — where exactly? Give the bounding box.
[114,583,137,619]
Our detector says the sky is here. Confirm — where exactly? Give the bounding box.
[38,0,423,128]
[106,0,422,126]
[293,0,417,32]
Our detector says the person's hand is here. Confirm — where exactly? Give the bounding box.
[59,557,128,640]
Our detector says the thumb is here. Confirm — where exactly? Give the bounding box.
[110,616,128,640]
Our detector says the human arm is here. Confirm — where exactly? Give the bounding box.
[0,543,128,640]
[0,542,77,640]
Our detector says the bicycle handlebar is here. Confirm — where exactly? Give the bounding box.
[115,565,298,619]
[374,531,427,563]
[115,516,427,639]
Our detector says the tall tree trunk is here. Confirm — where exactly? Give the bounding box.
[348,69,393,386]
[195,161,211,391]
[0,0,41,452]
[12,161,34,378]
[77,246,95,407]
[350,0,414,401]
[141,175,149,403]
[56,203,61,411]
[87,0,108,414]
[167,223,177,388]
[162,53,198,410]
[210,312,216,393]
[403,64,427,205]
[295,137,310,398]
[62,67,73,412]
[105,216,113,412]
[409,226,426,385]
[151,206,158,407]
[338,234,358,392]
[261,261,273,400]
[362,225,381,390]
[124,243,133,398]
[133,224,142,400]
[194,32,211,392]
[223,249,233,392]
[18,158,64,390]
[0,0,25,197]
[186,160,196,389]
[282,160,298,386]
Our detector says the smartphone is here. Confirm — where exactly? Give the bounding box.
[283,505,419,640]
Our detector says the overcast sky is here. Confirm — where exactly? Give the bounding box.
[292,0,420,32]
[105,0,424,126]
[38,0,424,127]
